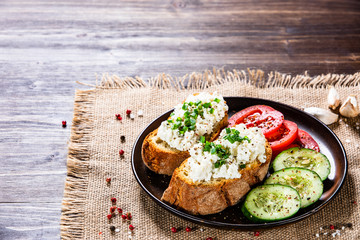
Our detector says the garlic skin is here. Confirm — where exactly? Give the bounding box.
[304,107,338,125]
[339,95,359,118]
[327,86,341,110]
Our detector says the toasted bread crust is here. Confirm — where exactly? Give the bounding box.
[142,129,190,175]
[161,141,272,215]
[141,113,228,175]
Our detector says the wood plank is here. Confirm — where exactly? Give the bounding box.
[0,203,61,239]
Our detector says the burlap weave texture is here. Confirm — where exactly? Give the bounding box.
[61,70,360,240]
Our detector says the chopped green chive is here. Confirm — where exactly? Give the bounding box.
[223,128,251,144]
[170,112,175,116]
[203,102,211,108]
[214,98,221,103]
[240,164,246,169]
[209,108,214,114]
[167,119,173,123]
[200,136,205,143]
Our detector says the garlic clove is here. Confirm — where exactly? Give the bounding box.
[327,86,341,110]
[304,107,339,125]
[339,95,359,118]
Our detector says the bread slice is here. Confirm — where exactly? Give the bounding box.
[142,113,228,175]
[161,141,272,215]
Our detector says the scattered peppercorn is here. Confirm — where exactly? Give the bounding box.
[129,225,135,231]
[206,238,213,240]
[126,109,132,115]
[126,212,132,220]
[117,207,123,214]
[111,197,117,204]
[121,214,127,220]
[119,149,124,156]
[110,226,115,231]
[171,227,177,233]
[62,121,67,128]
[106,178,111,183]
[254,231,260,237]
[107,214,112,220]
[110,206,117,213]
[121,135,126,142]
[115,114,122,120]
[330,225,335,230]
[185,226,191,232]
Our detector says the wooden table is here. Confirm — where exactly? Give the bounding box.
[1,0,359,239]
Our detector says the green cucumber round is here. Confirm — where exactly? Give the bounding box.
[241,184,301,223]
[272,147,331,181]
[265,167,323,208]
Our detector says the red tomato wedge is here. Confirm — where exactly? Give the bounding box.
[271,143,300,159]
[268,120,298,152]
[296,129,320,152]
[228,105,284,138]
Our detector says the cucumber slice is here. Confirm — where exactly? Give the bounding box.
[265,168,323,208]
[241,184,301,223]
[272,147,331,181]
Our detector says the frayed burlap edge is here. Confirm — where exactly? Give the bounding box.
[76,68,360,90]
[61,89,95,240]
[63,68,360,239]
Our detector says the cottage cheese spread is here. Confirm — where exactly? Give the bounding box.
[187,124,267,182]
[157,92,228,151]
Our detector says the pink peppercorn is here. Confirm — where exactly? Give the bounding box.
[111,197,117,204]
[110,206,117,213]
[117,207,123,214]
[206,238,213,240]
[115,114,122,120]
[171,227,177,233]
[254,231,260,237]
[121,214,127,220]
[126,109,131,115]
[129,225,135,231]
[107,214,112,220]
[330,225,335,230]
[185,226,191,232]
[62,121,67,128]
[106,178,111,183]
[119,150,124,155]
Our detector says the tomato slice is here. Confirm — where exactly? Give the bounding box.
[296,129,320,152]
[271,143,300,159]
[268,120,298,152]
[228,105,284,138]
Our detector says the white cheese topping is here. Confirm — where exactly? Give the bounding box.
[157,92,228,151]
[187,124,267,182]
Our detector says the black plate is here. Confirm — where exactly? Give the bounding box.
[131,97,347,230]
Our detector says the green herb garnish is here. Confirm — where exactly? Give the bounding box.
[223,128,251,144]
[214,98,221,103]
[202,140,230,168]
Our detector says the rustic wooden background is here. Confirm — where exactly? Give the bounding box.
[0,0,359,239]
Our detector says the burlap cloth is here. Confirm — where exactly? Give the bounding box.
[61,69,360,240]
